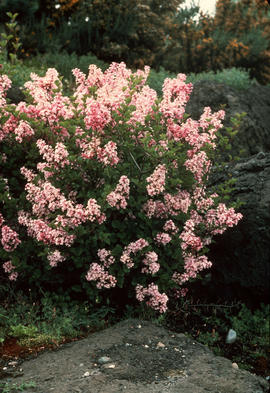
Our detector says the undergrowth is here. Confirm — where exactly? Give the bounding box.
[0,282,269,378]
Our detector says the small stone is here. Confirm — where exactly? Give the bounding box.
[157,342,165,348]
[98,356,111,364]
[8,361,18,366]
[144,344,149,348]
[174,348,180,352]
[103,363,116,369]
[232,362,239,369]
[79,363,84,367]
[3,367,7,370]
[226,329,237,344]
[125,343,132,346]
[137,324,142,328]
[90,370,101,376]
[83,371,90,377]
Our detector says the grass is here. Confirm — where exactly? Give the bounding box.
[0,380,36,393]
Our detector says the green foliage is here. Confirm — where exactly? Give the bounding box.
[0,381,36,393]
[165,299,270,373]
[26,51,108,84]
[147,67,255,99]
[0,12,22,64]
[147,67,177,97]
[186,68,256,90]
[0,59,46,87]
[0,287,113,346]
[230,303,270,360]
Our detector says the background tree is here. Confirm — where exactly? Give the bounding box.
[163,0,270,84]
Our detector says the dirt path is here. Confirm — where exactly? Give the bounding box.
[1,319,268,393]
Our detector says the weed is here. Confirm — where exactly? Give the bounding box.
[0,380,36,393]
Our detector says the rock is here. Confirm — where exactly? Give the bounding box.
[226,329,237,344]
[1,319,268,393]
[206,153,270,304]
[185,80,270,159]
[232,363,239,369]
[97,356,111,365]
[102,363,116,369]
[157,342,166,348]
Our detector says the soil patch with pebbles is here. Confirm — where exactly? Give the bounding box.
[1,319,269,393]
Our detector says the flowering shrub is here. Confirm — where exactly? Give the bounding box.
[0,62,242,312]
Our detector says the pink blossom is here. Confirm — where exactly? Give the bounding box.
[86,262,116,289]
[143,199,168,219]
[36,139,70,168]
[106,176,130,209]
[47,250,66,267]
[172,254,212,285]
[97,248,115,267]
[146,164,167,196]
[136,283,168,313]
[164,190,191,215]
[14,120,34,143]
[129,85,157,125]
[184,151,211,183]
[159,73,192,121]
[141,251,160,275]
[2,261,18,281]
[155,232,172,245]
[0,212,4,227]
[84,98,112,131]
[0,74,12,95]
[163,220,178,234]
[120,238,149,268]
[20,166,37,182]
[1,225,21,251]
[97,141,119,166]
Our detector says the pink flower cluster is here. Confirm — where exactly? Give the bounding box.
[146,164,167,196]
[78,136,119,167]
[1,225,21,252]
[47,249,66,267]
[2,260,18,281]
[84,98,112,131]
[184,151,211,183]
[206,203,243,235]
[120,238,149,268]
[18,212,75,246]
[141,251,160,275]
[0,74,12,96]
[14,120,35,143]
[143,189,191,219]
[172,254,212,285]
[0,212,4,227]
[97,248,115,267]
[86,262,116,289]
[155,232,172,245]
[106,176,130,209]
[160,73,192,121]
[163,220,178,235]
[136,283,168,313]
[36,139,70,171]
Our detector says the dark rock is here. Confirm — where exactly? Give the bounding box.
[6,85,25,104]
[206,152,270,305]
[185,80,270,159]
